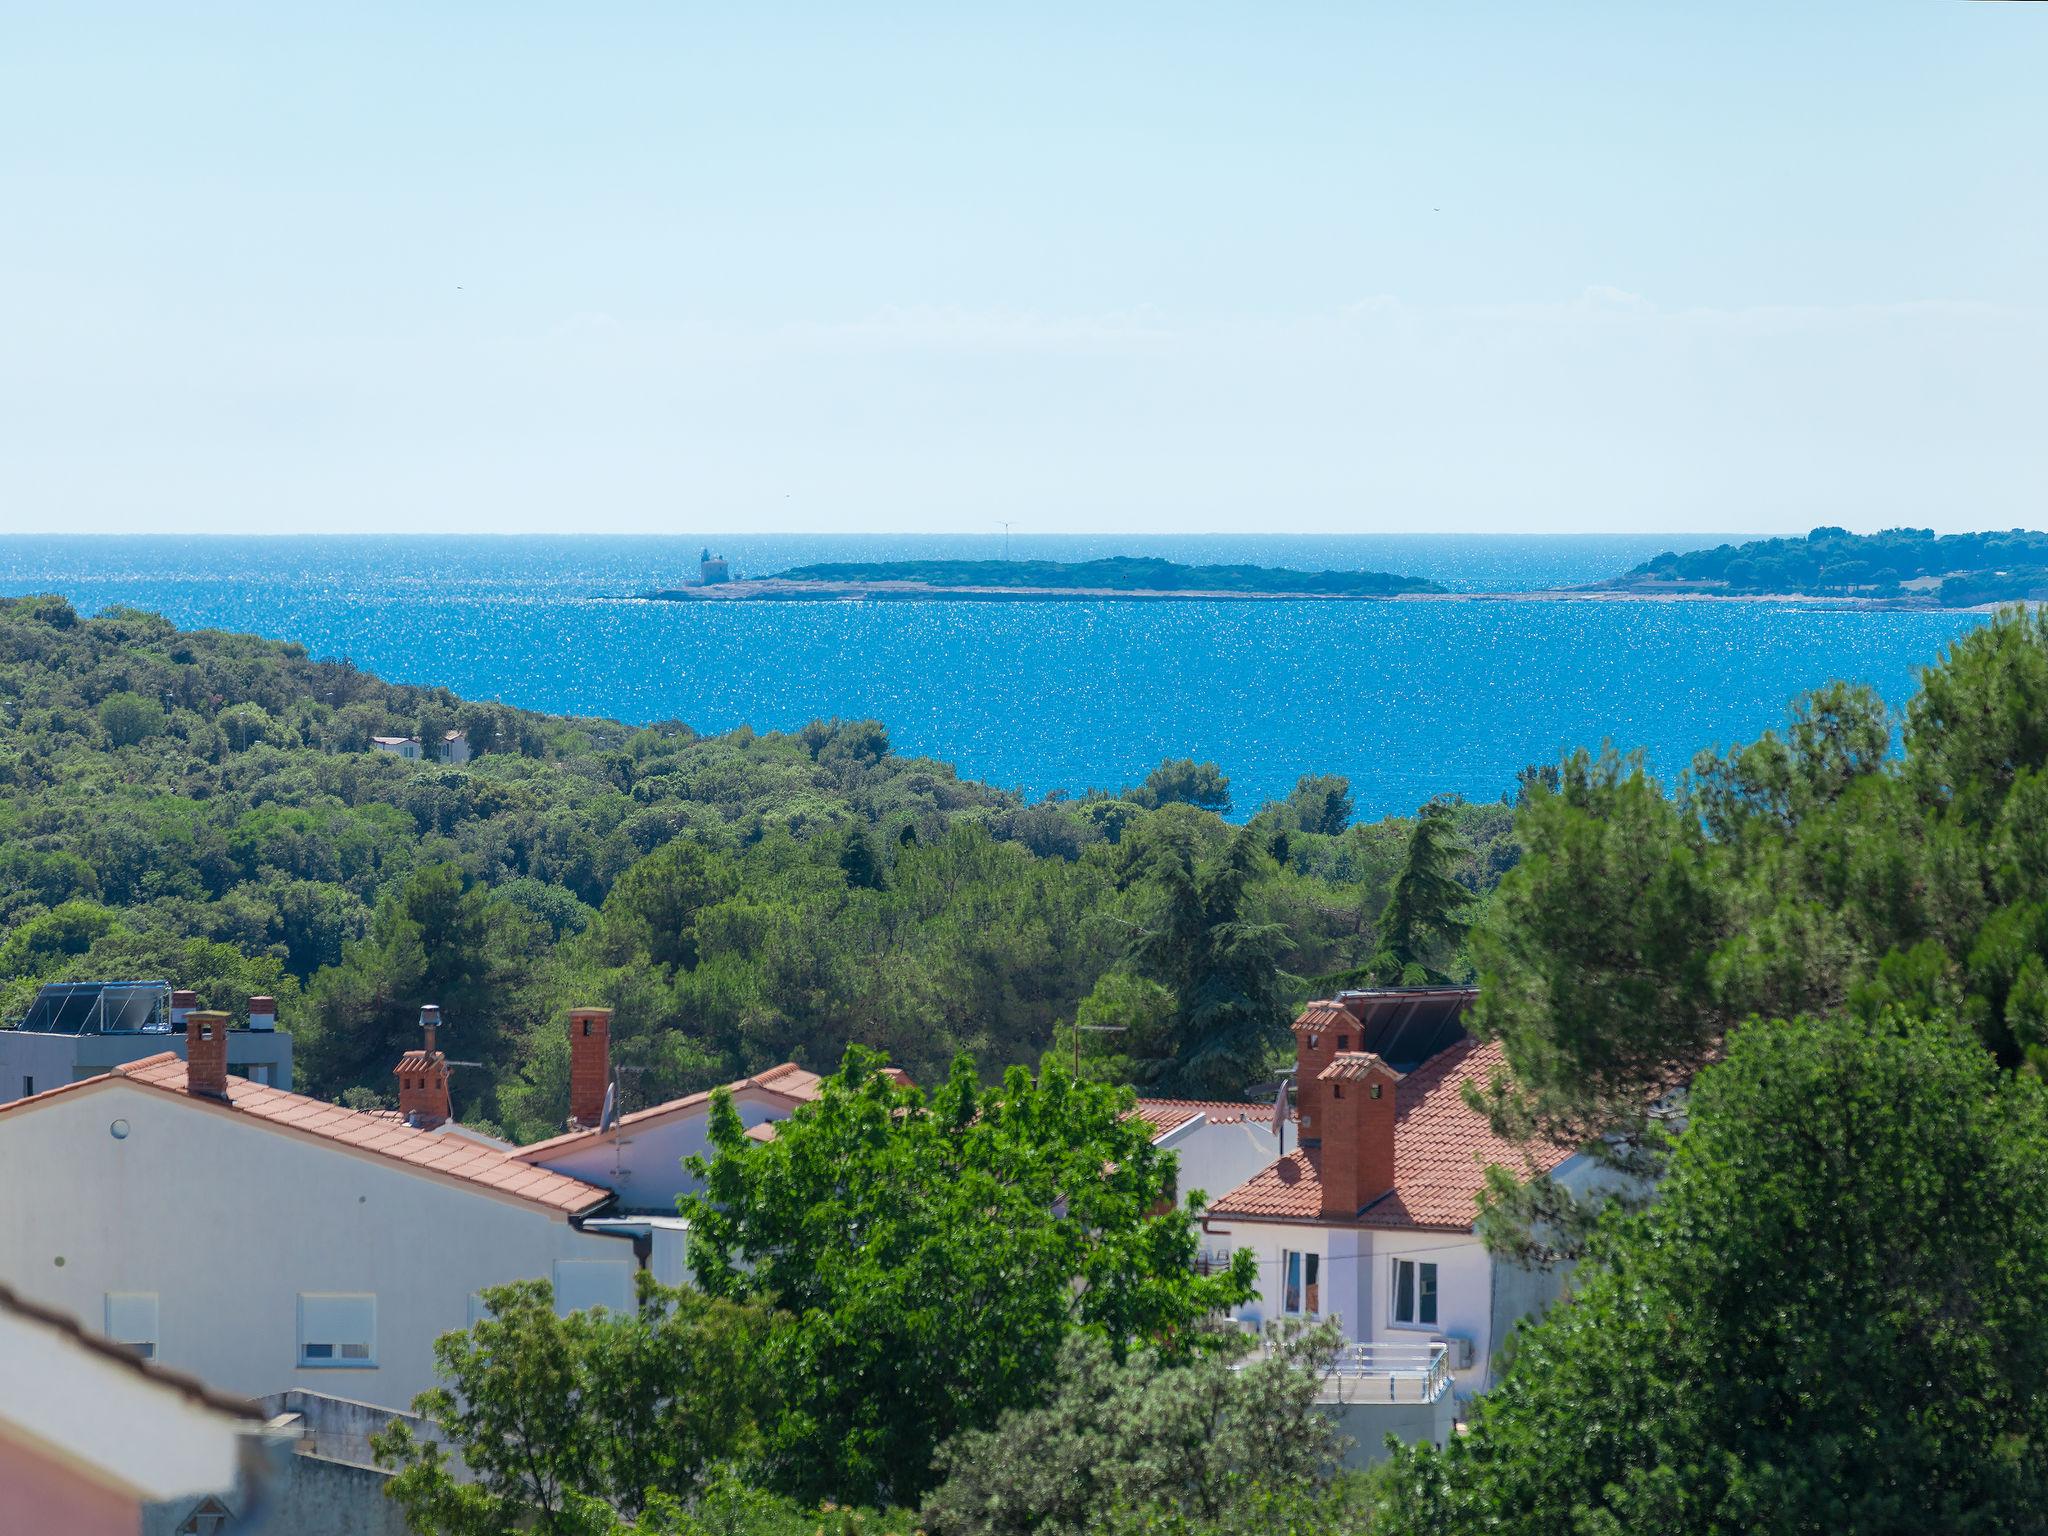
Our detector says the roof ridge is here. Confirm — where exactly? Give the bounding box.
[9,1057,611,1216]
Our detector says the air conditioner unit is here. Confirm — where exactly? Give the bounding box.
[1434,1334,1476,1370]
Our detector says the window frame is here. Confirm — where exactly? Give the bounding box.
[1390,1258,1440,1328]
[297,1292,377,1369]
[1280,1249,1321,1317]
[105,1291,159,1360]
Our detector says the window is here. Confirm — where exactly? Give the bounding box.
[105,1292,158,1360]
[553,1260,633,1315]
[1392,1259,1438,1326]
[1282,1250,1320,1316]
[298,1293,376,1367]
[21,1076,33,1098]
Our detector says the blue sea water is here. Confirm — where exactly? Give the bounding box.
[0,534,1985,821]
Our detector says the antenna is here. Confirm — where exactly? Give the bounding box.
[996,520,1014,561]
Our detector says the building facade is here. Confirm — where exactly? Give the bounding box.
[1,983,293,1104]
[1202,990,1591,1397]
[0,1038,633,1413]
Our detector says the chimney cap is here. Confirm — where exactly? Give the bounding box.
[1318,1051,1404,1084]
[248,995,276,1010]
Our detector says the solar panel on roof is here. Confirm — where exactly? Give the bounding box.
[14,981,171,1035]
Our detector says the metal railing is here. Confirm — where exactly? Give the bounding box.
[1321,1340,1452,1404]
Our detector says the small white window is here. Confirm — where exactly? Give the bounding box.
[1281,1250,1320,1316]
[1392,1259,1439,1327]
[298,1293,376,1367]
[552,1260,632,1315]
[105,1292,159,1359]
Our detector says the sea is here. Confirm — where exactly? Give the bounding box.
[0,534,1986,822]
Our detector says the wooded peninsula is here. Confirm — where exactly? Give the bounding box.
[1605,526,2048,605]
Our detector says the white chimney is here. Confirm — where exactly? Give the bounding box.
[169,990,198,1028]
[248,995,277,1032]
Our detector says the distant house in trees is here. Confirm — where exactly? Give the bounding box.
[369,731,469,764]
[369,735,421,761]
[1201,988,1619,1400]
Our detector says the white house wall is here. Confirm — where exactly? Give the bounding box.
[1156,1116,1280,1212]
[0,1083,630,1412]
[1203,1218,1503,1395]
[528,1087,796,1213]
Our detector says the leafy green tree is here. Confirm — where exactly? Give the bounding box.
[97,690,164,747]
[1376,1012,2048,1535]
[373,1275,778,1535]
[922,1323,1344,1536]
[1281,774,1352,836]
[1129,758,1232,814]
[680,1049,1256,1507]
[1375,797,1473,981]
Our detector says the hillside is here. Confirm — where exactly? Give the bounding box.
[1609,527,2048,605]
[0,595,1512,1139]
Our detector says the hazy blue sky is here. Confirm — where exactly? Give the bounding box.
[3,2,2042,535]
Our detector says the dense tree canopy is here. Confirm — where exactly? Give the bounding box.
[0,595,1509,1135]
[1376,1012,2048,1535]
[1475,612,2048,1151]
[679,1049,1256,1507]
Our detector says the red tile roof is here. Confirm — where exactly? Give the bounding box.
[0,1054,611,1216]
[1206,1037,1574,1231]
[1128,1098,1277,1138]
[510,1061,827,1161]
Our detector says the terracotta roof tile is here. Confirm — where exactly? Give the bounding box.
[1127,1099,1276,1138]
[0,1054,610,1217]
[1207,1038,1573,1231]
[510,1061,838,1162]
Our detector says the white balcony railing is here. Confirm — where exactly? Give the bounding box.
[1320,1340,1452,1404]
[1232,1334,1453,1404]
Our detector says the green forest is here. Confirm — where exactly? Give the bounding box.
[0,593,1508,1140]
[732,556,1443,595]
[1614,525,2048,604]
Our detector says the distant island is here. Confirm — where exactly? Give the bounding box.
[638,556,1446,603]
[1603,528,2048,607]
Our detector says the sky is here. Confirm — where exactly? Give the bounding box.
[2,2,2043,537]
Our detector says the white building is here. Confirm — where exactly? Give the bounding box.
[1201,989,1594,1398]
[0,1281,286,1536]
[369,735,422,761]
[515,1059,826,1216]
[1,982,293,1104]
[0,1012,637,1414]
[1127,1098,1282,1213]
[438,730,470,765]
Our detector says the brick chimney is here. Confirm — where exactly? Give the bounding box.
[168,990,198,1028]
[185,1010,230,1099]
[1290,1000,1355,1147]
[568,1007,612,1129]
[395,1004,451,1129]
[1317,1051,1403,1219]
[247,995,277,1032]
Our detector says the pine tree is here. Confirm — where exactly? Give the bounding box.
[1376,799,1473,982]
